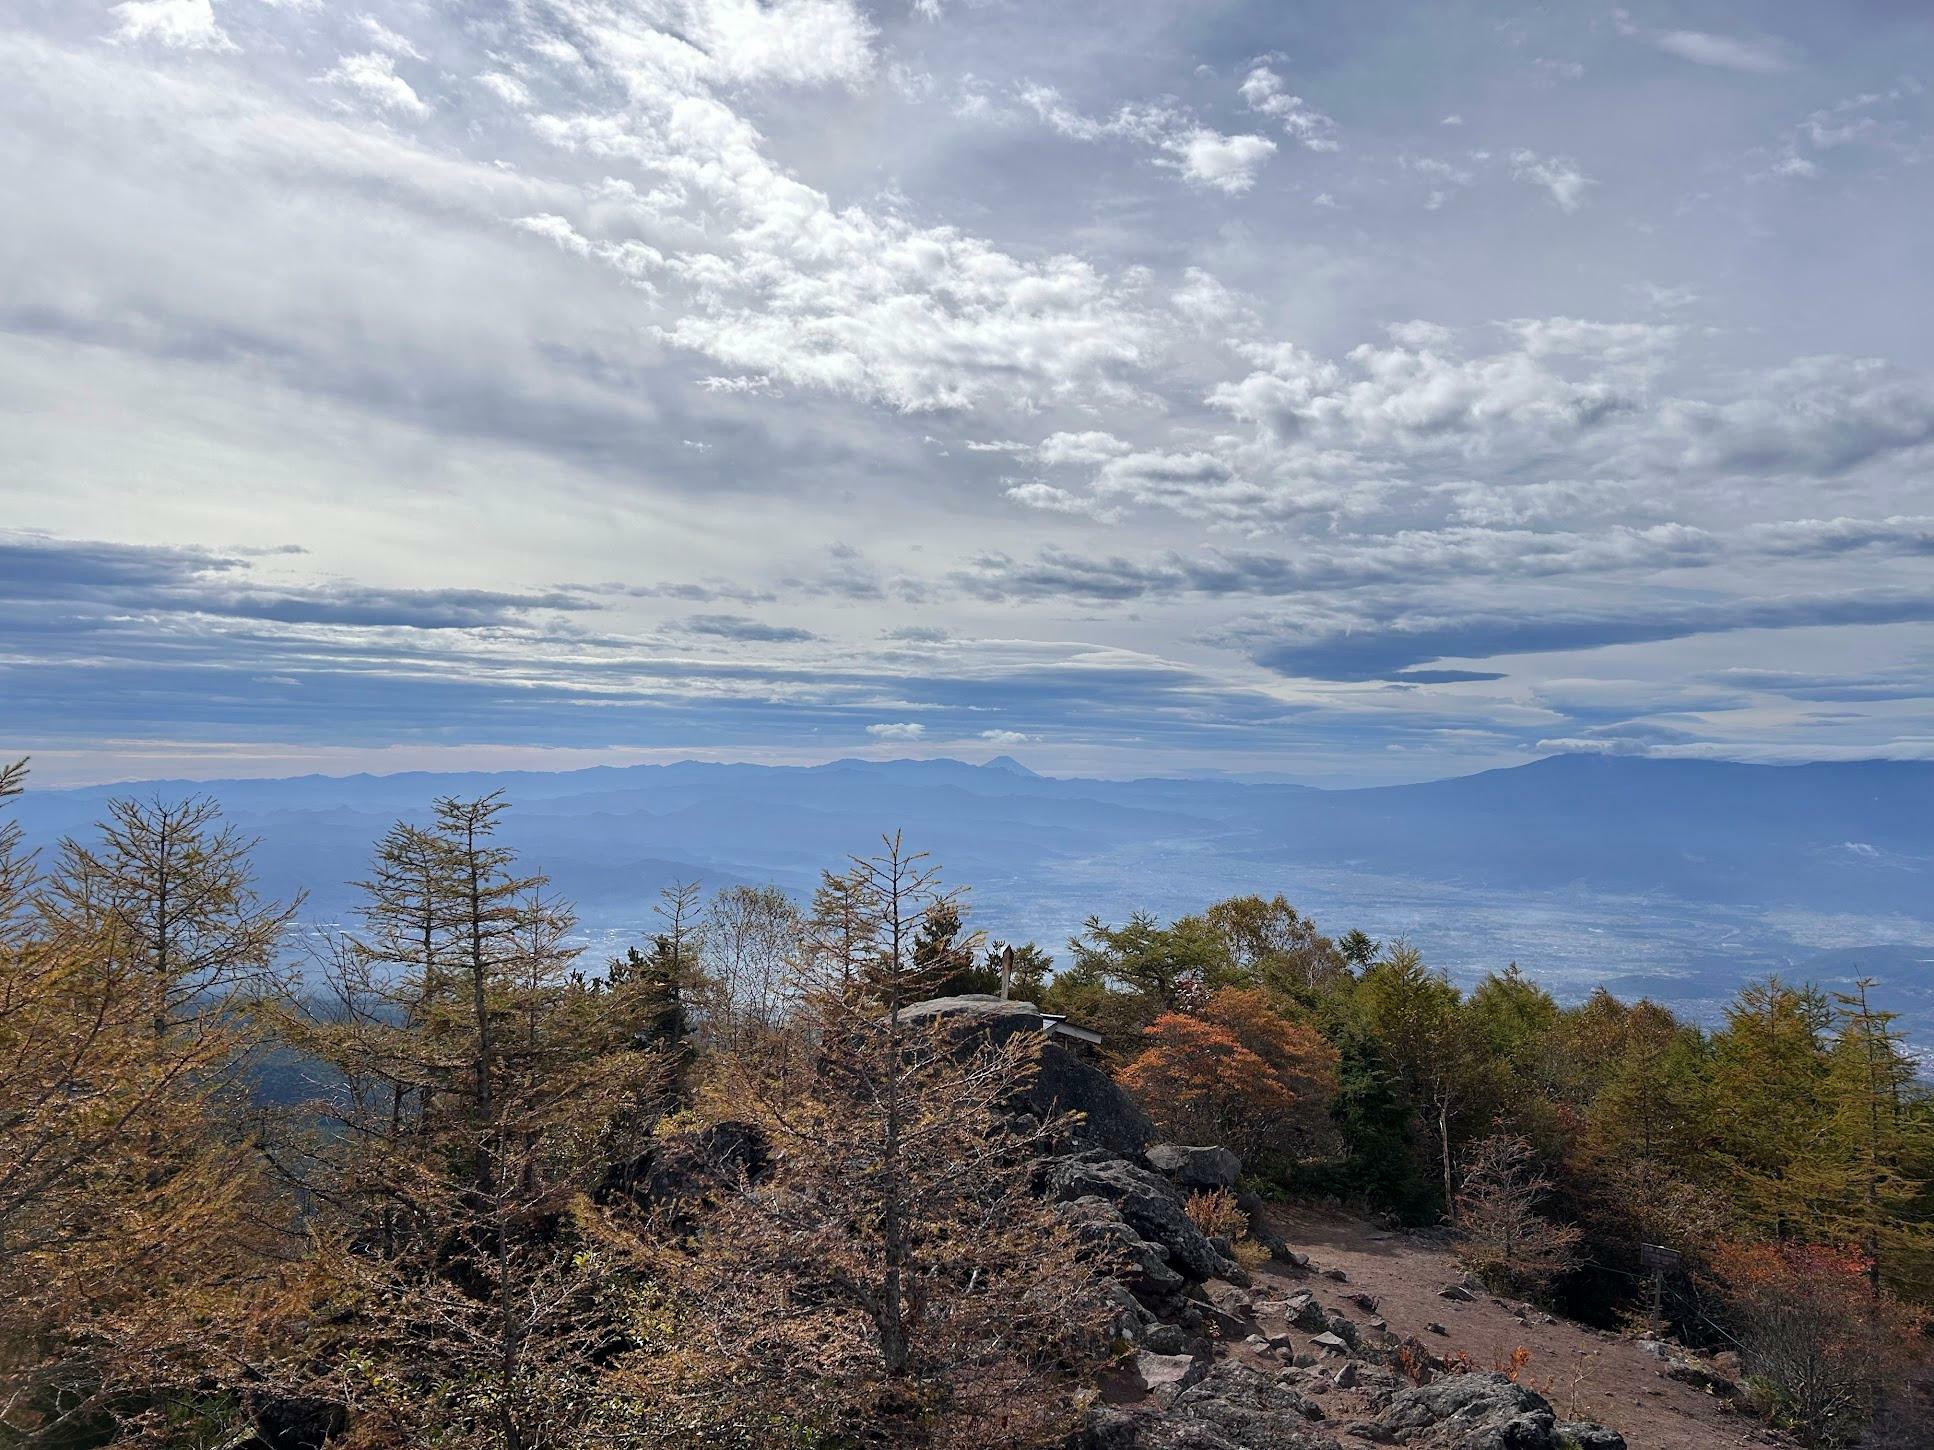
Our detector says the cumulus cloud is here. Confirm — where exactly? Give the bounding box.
[866,721,927,739]
[358,15,425,60]
[111,0,235,51]
[320,51,431,117]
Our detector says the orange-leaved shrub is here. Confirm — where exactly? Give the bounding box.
[1117,986,1338,1167]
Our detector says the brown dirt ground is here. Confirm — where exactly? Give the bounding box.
[1233,1203,1797,1450]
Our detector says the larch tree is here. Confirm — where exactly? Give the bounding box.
[1814,980,1934,1298]
[270,795,676,1450]
[1711,977,1833,1241]
[1202,893,1348,995]
[1,767,300,1446]
[628,835,1112,1446]
[1453,1132,1583,1296]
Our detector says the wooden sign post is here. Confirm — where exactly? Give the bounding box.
[1640,1243,1682,1337]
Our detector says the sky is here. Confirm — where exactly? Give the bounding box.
[2,0,1932,788]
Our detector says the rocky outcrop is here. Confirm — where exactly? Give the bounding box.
[1081,1364,1624,1450]
[1047,1151,1242,1284]
[1370,1372,1567,1448]
[1145,1143,1241,1190]
[897,994,1155,1155]
[1076,1363,1339,1450]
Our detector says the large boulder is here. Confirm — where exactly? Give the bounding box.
[1047,1152,1238,1283]
[1146,1143,1242,1190]
[1057,1194,1185,1295]
[1133,1362,1340,1449]
[897,995,1155,1156]
[1371,1371,1561,1448]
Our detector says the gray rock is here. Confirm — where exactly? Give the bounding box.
[1048,1153,1233,1282]
[1373,1371,1560,1449]
[1438,1283,1477,1302]
[1321,1266,1349,1282]
[1555,1425,1627,1450]
[1144,1322,1189,1355]
[1200,1278,1256,1319]
[1309,1332,1349,1355]
[897,995,1156,1155]
[1056,1194,1187,1296]
[1333,1362,1358,1389]
[1135,1351,1207,1400]
[1426,1321,1449,1336]
[1138,1362,1342,1449]
[1146,1142,1243,1190]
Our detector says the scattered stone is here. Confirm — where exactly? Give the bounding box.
[1334,1361,1359,1389]
[1143,1322,1187,1356]
[1126,1362,1339,1448]
[1556,1424,1627,1449]
[1322,1266,1350,1282]
[1426,1321,1449,1336]
[1634,1339,1668,1360]
[1201,1278,1256,1319]
[1133,1351,1205,1399]
[1309,1331,1349,1355]
[1346,1291,1381,1313]
[1437,1283,1477,1302]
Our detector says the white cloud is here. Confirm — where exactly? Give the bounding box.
[1019,84,1276,193]
[866,721,926,739]
[1648,28,1794,75]
[111,0,235,52]
[358,15,425,61]
[685,0,876,89]
[1171,267,1242,324]
[477,72,535,107]
[980,729,1032,743]
[1004,481,1113,519]
[321,52,431,117]
[1166,127,1276,193]
[1238,65,1339,151]
[1510,149,1592,210]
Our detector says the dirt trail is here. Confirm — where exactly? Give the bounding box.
[1250,1203,1790,1450]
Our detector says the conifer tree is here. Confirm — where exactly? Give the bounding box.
[1814,980,1934,1297]
[1,767,297,1445]
[632,836,1110,1444]
[272,796,674,1449]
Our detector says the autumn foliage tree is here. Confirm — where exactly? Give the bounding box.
[267,794,676,1450]
[0,766,300,1446]
[1710,1239,1925,1447]
[626,836,1113,1447]
[1118,986,1338,1167]
[1453,1132,1582,1295]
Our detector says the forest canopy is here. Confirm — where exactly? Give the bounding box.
[1,762,1929,1449]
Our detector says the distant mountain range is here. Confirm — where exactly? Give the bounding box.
[12,753,1934,1045]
